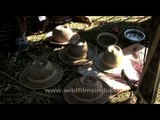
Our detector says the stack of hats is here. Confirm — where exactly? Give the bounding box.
[63,76,111,104]
[46,25,80,45]
[94,45,124,72]
[59,39,97,66]
[19,59,63,90]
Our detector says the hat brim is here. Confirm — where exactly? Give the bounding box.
[59,42,97,66]
[46,32,79,45]
[19,63,63,90]
[94,53,112,72]
[63,78,112,104]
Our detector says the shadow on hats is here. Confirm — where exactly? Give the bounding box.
[59,39,97,66]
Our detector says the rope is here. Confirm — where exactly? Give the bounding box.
[0,71,22,85]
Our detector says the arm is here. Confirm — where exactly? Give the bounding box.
[75,16,92,26]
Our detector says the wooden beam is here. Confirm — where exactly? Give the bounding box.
[139,23,160,104]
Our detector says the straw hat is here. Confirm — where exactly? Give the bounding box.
[63,76,111,104]
[46,25,80,45]
[94,45,124,72]
[59,40,97,66]
[19,60,63,90]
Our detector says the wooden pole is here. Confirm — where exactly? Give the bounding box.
[139,23,160,104]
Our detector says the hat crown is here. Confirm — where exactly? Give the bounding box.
[52,25,74,43]
[26,60,56,82]
[67,40,88,59]
[72,76,103,101]
[103,45,124,68]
